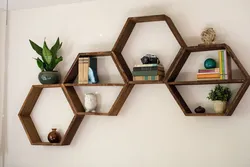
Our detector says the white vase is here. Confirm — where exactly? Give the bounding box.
[84,93,97,112]
[213,100,226,113]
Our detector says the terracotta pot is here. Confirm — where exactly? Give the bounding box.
[48,128,61,143]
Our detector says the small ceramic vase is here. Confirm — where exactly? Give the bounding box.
[213,100,226,113]
[48,128,61,143]
[194,106,206,113]
[84,93,97,112]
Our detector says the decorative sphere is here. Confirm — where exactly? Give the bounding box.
[204,58,216,69]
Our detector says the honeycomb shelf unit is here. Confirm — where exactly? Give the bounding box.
[18,85,84,146]
[165,44,250,116]
[19,14,250,146]
[112,14,187,83]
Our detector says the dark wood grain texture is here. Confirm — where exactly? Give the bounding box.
[168,79,245,85]
[186,113,225,116]
[109,84,134,116]
[18,86,42,116]
[61,116,84,145]
[225,45,250,79]
[165,48,190,82]
[64,83,125,87]
[129,80,164,84]
[62,85,85,114]
[225,80,250,116]
[166,84,191,115]
[63,54,81,83]
[111,51,132,82]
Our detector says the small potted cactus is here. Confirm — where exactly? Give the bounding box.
[207,84,232,113]
[29,38,63,84]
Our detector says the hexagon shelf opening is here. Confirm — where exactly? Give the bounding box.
[112,14,187,84]
[18,85,84,146]
[62,51,134,116]
[165,44,250,116]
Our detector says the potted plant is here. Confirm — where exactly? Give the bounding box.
[29,38,63,84]
[207,84,232,113]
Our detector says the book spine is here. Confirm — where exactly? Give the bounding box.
[78,57,89,84]
[197,74,221,79]
[133,75,163,81]
[219,50,223,80]
[134,64,163,67]
[133,66,164,71]
[222,50,225,79]
[223,50,228,79]
[132,70,164,76]
[78,58,84,84]
[198,68,220,73]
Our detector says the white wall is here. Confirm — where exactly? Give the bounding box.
[5,0,250,167]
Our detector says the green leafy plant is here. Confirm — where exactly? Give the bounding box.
[29,37,63,71]
[207,84,232,102]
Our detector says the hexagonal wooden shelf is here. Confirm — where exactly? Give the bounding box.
[18,84,84,146]
[165,44,250,116]
[63,51,134,116]
[19,14,250,146]
[112,14,187,84]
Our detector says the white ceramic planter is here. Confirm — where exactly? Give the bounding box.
[213,100,226,113]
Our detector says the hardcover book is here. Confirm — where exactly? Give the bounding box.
[133,75,163,81]
[78,57,89,84]
[132,70,165,76]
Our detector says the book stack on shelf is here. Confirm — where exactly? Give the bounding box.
[197,50,228,80]
[78,57,99,84]
[132,64,165,81]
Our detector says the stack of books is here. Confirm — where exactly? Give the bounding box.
[197,68,220,80]
[78,57,99,84]
[197,50,228,80]
[132,64,165,81]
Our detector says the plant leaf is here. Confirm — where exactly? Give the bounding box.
[29,40,43,56]
[42,41,53,65]
[54,56,63,67]
[35,57,44,71]
[51,37,61,58]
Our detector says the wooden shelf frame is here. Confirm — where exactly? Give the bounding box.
[19,14,250,146]
[112,14,187,82]
[62,84,134,116]
[18,85,84,146]
[63,51,129,84]
[165,43,250,116]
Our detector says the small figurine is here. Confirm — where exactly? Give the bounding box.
[141,54,160,64]
[201,28,216,45]
[194,106,206,113]
[84,93,97,112]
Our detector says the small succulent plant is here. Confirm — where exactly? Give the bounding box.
[207,84,232,102]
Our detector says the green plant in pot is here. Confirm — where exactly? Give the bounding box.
[207,84,232,113]
[29,38,63,84]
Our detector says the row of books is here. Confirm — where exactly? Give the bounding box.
[132,64,164,81]
[78,57,99,84]
[197,50,228,80]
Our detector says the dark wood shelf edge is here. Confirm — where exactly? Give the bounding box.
[33,84,62,88]
[129,81,164,84]
[167,79,245,85]
[64,83,125,86]
[76,112,111,116]
[185,113,227,116]
[31,142,66,146]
